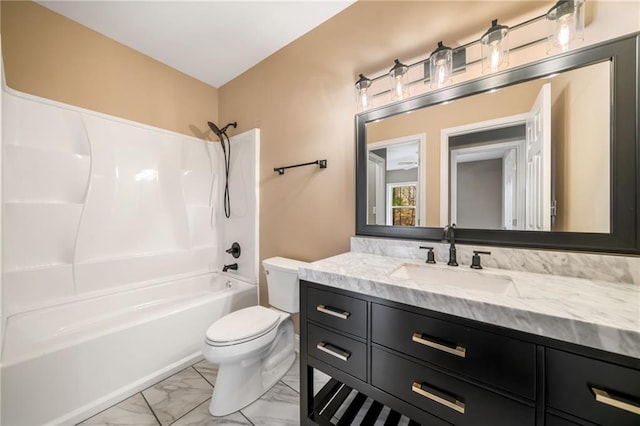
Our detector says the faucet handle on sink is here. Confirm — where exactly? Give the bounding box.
[470,251,491,269]
[419,246,436,264]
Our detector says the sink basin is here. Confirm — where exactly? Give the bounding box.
[390,264,516,295]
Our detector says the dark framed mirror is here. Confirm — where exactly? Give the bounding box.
[356,34,639,254]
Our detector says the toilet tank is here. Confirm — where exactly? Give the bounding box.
[262,257,309,313]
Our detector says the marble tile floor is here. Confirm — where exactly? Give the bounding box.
[77,355,329,426]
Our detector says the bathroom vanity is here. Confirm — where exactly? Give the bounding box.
[298,252,640,426]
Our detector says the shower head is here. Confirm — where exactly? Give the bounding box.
[207,121,237,138]
[207,121,223,138]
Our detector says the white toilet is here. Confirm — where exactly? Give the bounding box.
[203,256,307,416]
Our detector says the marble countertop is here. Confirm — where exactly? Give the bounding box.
[298,252,640,359]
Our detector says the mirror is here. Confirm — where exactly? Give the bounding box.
[356,35,639,253]
[366,62,610,233]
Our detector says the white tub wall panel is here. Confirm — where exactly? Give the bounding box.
[74,246,217,295]
[188,206,218,249]
[181,137,216,174]
[76,115,191,265]
[2,146,90,203]
[2,91,89,155]
[1,265,75,319]
[2,203,83,271]
[181,139,219,259]
[182,169,216,207]
[220,129,259,284]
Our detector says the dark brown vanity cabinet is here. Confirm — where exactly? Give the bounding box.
[300,281,640,426]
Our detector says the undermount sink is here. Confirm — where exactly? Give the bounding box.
[390,263,516,295]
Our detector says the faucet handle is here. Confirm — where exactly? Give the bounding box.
[470,251,491,269]
[419,246,436,264]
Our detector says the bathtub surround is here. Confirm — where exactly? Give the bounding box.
[351,237,640,286]
[1,84,260,424]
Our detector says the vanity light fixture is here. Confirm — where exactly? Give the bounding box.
[481,19,509,73]
[389,59,410,101]
[429,41,453,89]
[355,74,373,111]
[546,0,585,53]
[354,0,589,111]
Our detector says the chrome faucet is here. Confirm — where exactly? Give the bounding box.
[222,263,238,272]
[442,224,458,266]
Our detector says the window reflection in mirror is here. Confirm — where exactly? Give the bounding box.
[366,60,610,233]
[367,136,424,226]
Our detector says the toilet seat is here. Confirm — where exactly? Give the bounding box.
[205,306,280,347]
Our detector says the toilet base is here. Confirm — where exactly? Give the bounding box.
[207,317,295,417]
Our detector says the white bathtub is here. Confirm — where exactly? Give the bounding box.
[1,273,257,426]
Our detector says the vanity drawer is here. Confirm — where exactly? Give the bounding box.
[307,323,366,381]
[546,348,640,426]
[307,287,367,338]
[371,303,535,399]
[371,347,535,426]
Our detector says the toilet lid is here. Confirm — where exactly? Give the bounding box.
[205,306,280,345]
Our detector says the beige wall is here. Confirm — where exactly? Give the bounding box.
[218,1,545,313]
[1,1,218,138]
[551,61,610,233]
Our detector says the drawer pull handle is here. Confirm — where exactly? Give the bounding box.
[317,304,350,320]
[317,342,351,361]
[592,387,640,415]
[412,381,465,414]
[412,333,466,358]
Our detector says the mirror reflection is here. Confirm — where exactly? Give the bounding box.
[366,60,610,233]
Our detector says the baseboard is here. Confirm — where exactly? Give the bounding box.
[295,333,300,353]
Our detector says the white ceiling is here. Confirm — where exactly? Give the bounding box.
[36,1,355,88]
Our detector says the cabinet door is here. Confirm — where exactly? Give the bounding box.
[546,348,640,426]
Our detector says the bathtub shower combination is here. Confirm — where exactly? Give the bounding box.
[0,84,260,425]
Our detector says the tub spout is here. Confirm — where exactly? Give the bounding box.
[223,263,238,272]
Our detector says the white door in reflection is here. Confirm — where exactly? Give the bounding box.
[525,83,552,231]
[443,83,552,230]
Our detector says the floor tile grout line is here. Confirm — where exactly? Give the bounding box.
[192,364,217,388]
[280,379,300,395]
[140,391,163,426]
[166,397,212,426]
[160,366,212,426]
[239,410,256,426]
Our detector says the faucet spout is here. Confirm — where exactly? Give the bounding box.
[223,263,238,272]
[442,224,458,266]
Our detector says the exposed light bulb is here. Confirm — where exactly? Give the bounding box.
[359,91,369,110]
[395,77,405,100]
[489,43,502,71]
[558,18,572,52]
[436,62,447,88]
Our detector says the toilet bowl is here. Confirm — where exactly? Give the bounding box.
[203,257,307,416]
